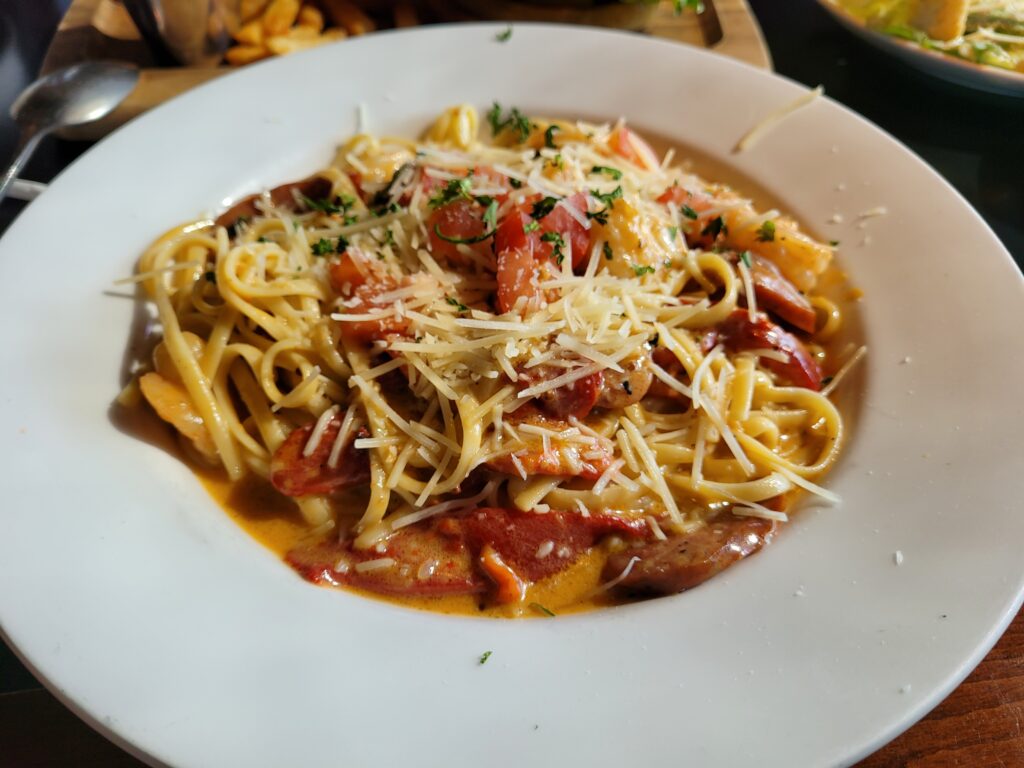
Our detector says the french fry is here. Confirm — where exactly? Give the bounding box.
[297,4,325,32]
[225,44,272,65]
[393,3,418,28]
[266,26,324,55]
[234,19,265,45]
[320,0,376,35]
[262,0,301,35]
[240,0,270,23]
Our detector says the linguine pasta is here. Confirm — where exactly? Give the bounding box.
[129,104,860,615]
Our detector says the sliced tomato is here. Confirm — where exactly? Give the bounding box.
[610,126,657,169]
[708,309,822,390]
[747,254,817,333]
[270,418,369,497]
[517,365,603,420]
[495,210,542,314]
[427,198,493,267]
[327,252,368,293]
[536,193,591,269]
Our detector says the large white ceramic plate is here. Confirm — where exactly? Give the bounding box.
[1,23,1023,768]
[817,0,1024,96]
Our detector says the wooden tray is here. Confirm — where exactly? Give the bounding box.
[42,0,771,140]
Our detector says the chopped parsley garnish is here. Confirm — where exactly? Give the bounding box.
[701,215,727,238]
[738,250,752,268]
[586,208,609,226]
[591,165,623,180]
[383,229,396,246]
[301,195,346,214]
[756,220,776,242]
[673,0,705,13]
[433,222,495,245]
[633,264,656,277]
[495,25,512,42]
[445,296,469,313]
[590,186,623,206]
[531,196,559,220]
[523,220,540,233]
[541,231,566,264]
[479,650,493,664]
[429,177,473,209]
[829,239,840,247]
[550,154,564,171]
[544,124,559,149]
[336,236,349,252]
[482,198,499,230]
[681,204,698,220]
[257,236,269,243]
[343,214,358,226]
[529,602,556,617]
[603,242,613,261]
[311,238,333,256]
[487,102,533,143]
[509,178,523,189]
[667,225,678,242]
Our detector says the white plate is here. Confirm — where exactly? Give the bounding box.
[817,0,1024,96]
[1,23,1023,768]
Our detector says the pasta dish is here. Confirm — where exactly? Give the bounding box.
[125,104,861,616]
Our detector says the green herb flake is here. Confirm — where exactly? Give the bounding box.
[523,220,541,233]
[529,602,556,617]
[336,236,349,253]
[590,186,623,206]
[603,242,613,261]
[829,239,840,247]
[544,124,560,149]
[429,177,473,209]
[681,205,698,220]
[701,215,727,239]
[673,0,705,14]
[531,196,560,220]
[257,236,269,243]
[509,178,523,189]
[482,199,499,230]
[445,296,469,313]
[433,222,495,245]
[739,250,752,268]
[311,238,333,256]
[667,225,679,242]
[495,25,512,42]
[591,165,623,180]
[541,231,566,264]
[587,208,609,226]
[479,650,493,664]
[487,102,533,143]
[633,264,656,277]
[756,220,776,242]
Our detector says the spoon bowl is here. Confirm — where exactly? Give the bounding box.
[1,62,139,204]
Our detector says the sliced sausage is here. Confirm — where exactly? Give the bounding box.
[603,513,775,596]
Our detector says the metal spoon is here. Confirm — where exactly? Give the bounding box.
[0,62,139,203]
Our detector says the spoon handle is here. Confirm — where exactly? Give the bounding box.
[0,128,46,204]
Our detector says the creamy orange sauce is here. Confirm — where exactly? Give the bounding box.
[197,468,618,617]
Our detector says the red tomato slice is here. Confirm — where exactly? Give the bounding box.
[427,198,492,267]
[495,210,542,314]
[709,310,823,390]
[270,418,369,497]
[486,408,615,480]
[610,126,657,169]
[327,252,368,293]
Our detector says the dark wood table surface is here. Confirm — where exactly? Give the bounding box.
[1,1,1022,766]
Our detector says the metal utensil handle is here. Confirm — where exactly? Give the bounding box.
[0,129,46,203]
